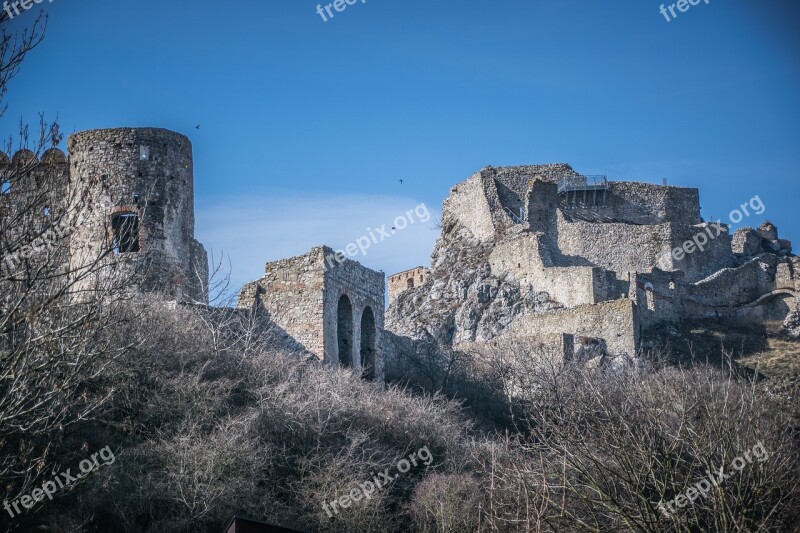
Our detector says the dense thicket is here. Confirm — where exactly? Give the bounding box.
[1,300,797,532]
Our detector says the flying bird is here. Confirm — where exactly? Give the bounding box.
[195,124,201,129]
[399,179,403,184]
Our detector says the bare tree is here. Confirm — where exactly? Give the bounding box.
[0,11,146,505]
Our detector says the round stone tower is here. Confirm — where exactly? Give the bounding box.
[67,128,208,303]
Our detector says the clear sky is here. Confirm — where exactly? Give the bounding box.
[4,0,799,293]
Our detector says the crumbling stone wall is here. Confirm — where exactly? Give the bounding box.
[488,231,608,307]
[67,128,208,303]
[324,248,385,377]
[387,162,796,365]
[495,298,639,357]
[0,149,70,275]
[388,266,428,304]
[441,170,500,242]
[598,182,701,226]
[238,246,385,380]
[631,253,798,330]
[556,214,674,274]
[238,250,327,356]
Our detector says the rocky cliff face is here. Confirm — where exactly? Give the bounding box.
[386,202,559,347]
[785,309,800,339]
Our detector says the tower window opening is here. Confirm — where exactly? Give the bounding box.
[644,283,655,311]
[407,278,415,289]
[140,146,149,160]
[111,212,140,253]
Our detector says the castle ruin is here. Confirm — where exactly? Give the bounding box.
[2,128,208,304]
[5,127,796,378]
[67,128,209,303]
[387,164,798,362]
[388,266,429,304]
[238,246,386,380]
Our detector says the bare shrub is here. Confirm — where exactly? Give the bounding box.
[410,473,481,533]
[518,361,800,532]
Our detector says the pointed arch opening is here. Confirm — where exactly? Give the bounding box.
[360,306,376,380]
[337,295,354,368]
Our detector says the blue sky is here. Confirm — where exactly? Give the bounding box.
[4,0,799,293]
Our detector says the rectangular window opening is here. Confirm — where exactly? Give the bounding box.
[112,212,140,253]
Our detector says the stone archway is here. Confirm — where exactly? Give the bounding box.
[360,306,376,380]
[337,295,354,367]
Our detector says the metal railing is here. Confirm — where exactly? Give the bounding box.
[556,175,608,194]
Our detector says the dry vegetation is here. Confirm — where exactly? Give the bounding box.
[2,305,798,532]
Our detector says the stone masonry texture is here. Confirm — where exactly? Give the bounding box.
[67,128,208,303]
[386,163,797,367]
[238,246,386,381]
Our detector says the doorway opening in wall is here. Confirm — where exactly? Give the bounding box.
[407,278,414,289]
[111,212,140,253]
[360,306,376,380]
[337,295,353,368]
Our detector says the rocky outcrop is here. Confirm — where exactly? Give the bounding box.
[386,211,559,347]
[387,164,798,364]
[784,309,800,339]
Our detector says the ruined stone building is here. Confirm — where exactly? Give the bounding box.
[67,128,208,303]
[238,246,386,381]
[2,126,388,380]
[1,127,209,304]
[387,164,798,362]
[388,267,429,304]
[6,127,795,378]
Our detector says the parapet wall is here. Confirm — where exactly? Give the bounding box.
[600,182,701,226]
[238,248,327,356]
[493,298,639,357]
[388,266,428,304]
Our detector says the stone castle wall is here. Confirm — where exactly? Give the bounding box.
[323,247,385,377]
[493,298,639,357]
[388,266,428,304]
[238,246,386,380]
[598,182,701,226]
[488,232,607,307]
[555,214,674,274]
[0,149,71,276]
[388,163,796,366]
[67,128,207,303]
[441,170,498,242]
[238,249,327,357]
